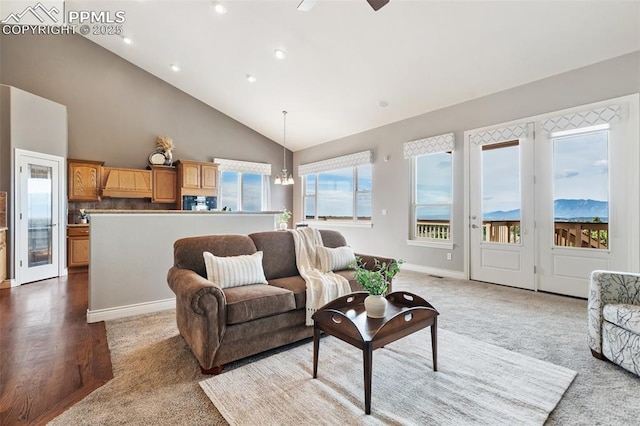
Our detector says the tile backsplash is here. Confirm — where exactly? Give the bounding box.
[68,198,176,224]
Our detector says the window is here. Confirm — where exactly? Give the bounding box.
[299,150,373,223]
[214,158,271,212]
[412,152,453,240]
[552,128,609,249]
[404,132,455,244]
[219,171,266,212]
[481,141,521,244]
[303,164,372,222]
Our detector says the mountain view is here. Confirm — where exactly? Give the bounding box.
[482,199,608,222]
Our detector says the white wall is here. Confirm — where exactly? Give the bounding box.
[87,212,278,322]
[293,52,640,276]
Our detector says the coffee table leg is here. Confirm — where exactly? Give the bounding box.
[363,342,372,414]
[313,326,320,378]
[431,318,438,372]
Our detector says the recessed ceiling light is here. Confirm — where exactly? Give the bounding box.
[170,64,181,72]
[122,36,132,45]
[274,49,287,60]
[378,100,389,108]
[246,74,257,83]
[212,1,227,14]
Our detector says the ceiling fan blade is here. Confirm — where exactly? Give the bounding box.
[367,0,389,11]
[297,0,317,12]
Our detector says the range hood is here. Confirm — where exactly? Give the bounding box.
[101,167,152,198]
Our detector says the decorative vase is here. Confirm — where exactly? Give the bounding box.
[164,150,173,166]
[279,221,288,230]
[80,218,88,224]
[364,294,387,318]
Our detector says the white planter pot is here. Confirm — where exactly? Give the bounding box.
[364,294,387,318]
[279,222,288,230]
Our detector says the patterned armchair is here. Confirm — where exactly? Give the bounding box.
[588,270,640,376]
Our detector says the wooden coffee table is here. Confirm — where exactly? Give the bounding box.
[312,291,439,415]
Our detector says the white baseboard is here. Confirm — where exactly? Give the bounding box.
[402,263,466,280]
[87,298,176,323]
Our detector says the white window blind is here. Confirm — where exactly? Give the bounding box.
[403,132,454,158]
[214,158,271,176]
[540,105,620,135]
[298,150,372,176]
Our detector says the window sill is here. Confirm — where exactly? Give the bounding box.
[302,220,373,229]
[406,239,454,249]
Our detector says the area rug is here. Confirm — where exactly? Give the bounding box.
[200,329,576,426]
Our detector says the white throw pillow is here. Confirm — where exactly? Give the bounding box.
[316,245,356,272]
[203,251,268,288]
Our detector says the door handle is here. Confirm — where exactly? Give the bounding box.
[471,224,479,229]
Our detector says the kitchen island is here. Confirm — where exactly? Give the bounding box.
[87,210,279,322]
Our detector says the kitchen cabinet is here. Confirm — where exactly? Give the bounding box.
[67,225,89,268]
[0,230,6,282]
[175,160,218,198]
[101,167,152,198]
[68,159,104,201]
[149,166,177,203]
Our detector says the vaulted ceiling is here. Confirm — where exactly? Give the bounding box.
[71,0,640,151]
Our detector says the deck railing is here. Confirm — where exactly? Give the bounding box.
[416,220,451,239]
[479,220,607,249]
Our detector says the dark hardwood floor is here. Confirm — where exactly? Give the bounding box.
[0,273,113,425]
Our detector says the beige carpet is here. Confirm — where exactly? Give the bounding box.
[200,329,576,425]
[48,271,640,425]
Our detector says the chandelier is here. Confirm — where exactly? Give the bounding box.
[274,110,294,185]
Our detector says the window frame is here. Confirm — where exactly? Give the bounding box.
[408,151,454,249]
[302,164,372,226]
[219,170,267,212]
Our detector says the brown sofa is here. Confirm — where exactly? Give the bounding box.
[167,229,394,373]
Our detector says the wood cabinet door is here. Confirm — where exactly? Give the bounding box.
[68,237,89,267]
[68,161,102,201]
[201,164,218,189]
[152,168,177,203]
[181,163,201,188]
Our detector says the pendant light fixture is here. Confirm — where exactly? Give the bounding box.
[275,110,295,185]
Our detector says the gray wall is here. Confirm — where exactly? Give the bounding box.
[0,85,68,281]
[294,51,640,273]
[0,33,292,211]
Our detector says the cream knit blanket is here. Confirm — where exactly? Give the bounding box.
[289,227,351,326]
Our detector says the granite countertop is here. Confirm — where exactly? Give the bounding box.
[87,210,281,215]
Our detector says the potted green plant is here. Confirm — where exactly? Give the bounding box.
[279,208,292,230]
[351,256,403,317]
[78,209,89,224]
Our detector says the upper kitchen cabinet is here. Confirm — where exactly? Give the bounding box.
[149,165,177,203]
[175,160,218,196]
[68,159,104,201]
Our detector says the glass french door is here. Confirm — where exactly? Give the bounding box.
[469,124,535,290]
[17,151,62,284]
[468,96,639,298]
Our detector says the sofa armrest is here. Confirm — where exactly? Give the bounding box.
[355,253,397,292]
[588,270,640,354]
[167,267,227,369]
